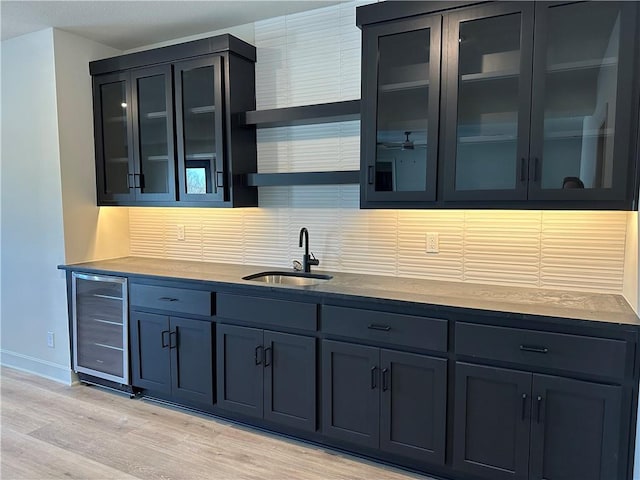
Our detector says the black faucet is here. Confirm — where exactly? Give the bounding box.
[298,227,320,273]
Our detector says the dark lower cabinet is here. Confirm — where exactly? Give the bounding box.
[380,349,447,464]
[130,312,213,405]
[322,340,447,463]
[216,324,316,432]
[454,362,623,480]
[322,341,380,448]
[529,374,622,480]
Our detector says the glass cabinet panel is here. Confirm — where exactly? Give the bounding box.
[99,78,131,196]
[376,29,431,193]
[175,56,224,201]
[533,2,628,194]
[136,75,170,194]
[445,4,533,201]
[363,15,441,204]
[456,14,521,190]
[132,66,175,201]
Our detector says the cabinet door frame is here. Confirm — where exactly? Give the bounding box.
[130,311,171,393]
[93,71,136,204]
[453,362,532,480]
[528,1,638,202]
[130,64,177,202]
[216,323,264,417]
[529,374,623,480]
[174,55,226,203]
[169,316,214,406]
[263,331,316,432]
[321,340,380,449]
[442,2,535,202]
[379,349,447,465]
[360,14,442,205]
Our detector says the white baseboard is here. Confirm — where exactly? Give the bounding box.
[0,349,73,385]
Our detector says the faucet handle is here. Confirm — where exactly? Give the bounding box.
[292,259,303,271]
[308,252,320,267]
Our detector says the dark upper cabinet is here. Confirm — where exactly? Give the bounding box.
[454,362,624,480]
[360,15,442,205]
[358,1,640,209]
[130,311,214,406]
[91,34,257,207]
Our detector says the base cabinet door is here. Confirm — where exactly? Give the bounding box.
[529,374,622,480]
[380,350,447,464]
[453,362,532,480]
[263,331,316,432]
[322,340,380,449]
[130,312,171,393]
[216,324,264,417]
[170,316,214,405]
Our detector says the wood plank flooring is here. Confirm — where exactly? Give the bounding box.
[0,367,432,480]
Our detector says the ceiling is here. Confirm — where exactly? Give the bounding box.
[0,1,347,51]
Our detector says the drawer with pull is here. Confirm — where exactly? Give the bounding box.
[130,283,213,316]
[455,322,627,380]
[322,305,448,352]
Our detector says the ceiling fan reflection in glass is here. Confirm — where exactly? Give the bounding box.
[377,131,427,151]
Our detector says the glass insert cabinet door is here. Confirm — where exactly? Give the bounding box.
[131,65,176,201]
[94,72,134,203]
[174,56,226,202]
[528,1,637,202]
[443,3,534,201]
[362,15,442,203]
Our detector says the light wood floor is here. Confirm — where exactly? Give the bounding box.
[1,367,432,479]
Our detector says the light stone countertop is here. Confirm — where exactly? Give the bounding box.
[59,256,640,327]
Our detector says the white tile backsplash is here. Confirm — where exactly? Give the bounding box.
[128,1,630,295]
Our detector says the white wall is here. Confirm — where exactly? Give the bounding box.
[52,29,130,264]
[1,29,71,382]
[0,28,130,383]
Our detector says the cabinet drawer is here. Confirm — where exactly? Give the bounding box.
[217,293,317,331]
[130,284,213,316]
[456,322,627,380]
[322,306,447,352]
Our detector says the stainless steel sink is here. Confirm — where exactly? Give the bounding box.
[243,271,333,286]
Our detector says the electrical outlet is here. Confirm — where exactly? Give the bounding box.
[47,331,55,348]
[426,232,439,253]
[177,224,185,241]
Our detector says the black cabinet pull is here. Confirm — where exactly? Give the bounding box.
[127,173,135,189]
[368,324,391,331]
[161,330,170,348]
[255,345,263,365]
[264,347,272,367]
[520,158,526,182]
[367,166,374,185]
[520,345,549,354]
[133,173,141,189]
[521,393,528,421]
[382,368,389,392]
[169,331,177,349]
[370,366,378,389]
[533,157,540,182]
[159,297,179,302]
[536,395,543,423]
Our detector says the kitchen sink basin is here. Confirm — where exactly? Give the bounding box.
[243,271,333,286]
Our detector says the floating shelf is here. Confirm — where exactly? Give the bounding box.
[246,170,360,187]
[242,99,360,128]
